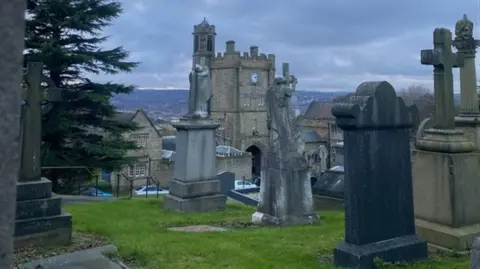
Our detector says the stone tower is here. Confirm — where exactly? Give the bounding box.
[210,40,276,176]
[192,18,216,68]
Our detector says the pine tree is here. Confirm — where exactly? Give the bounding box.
[25,0,140,191]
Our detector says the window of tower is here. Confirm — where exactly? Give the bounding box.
[194,35,199,52]
[207,36,213,52]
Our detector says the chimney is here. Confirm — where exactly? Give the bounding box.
[250,46,259,57]
[226,40,235,53]
[282,63,290,78]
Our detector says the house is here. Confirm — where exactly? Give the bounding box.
[109,109,166,190]
[297,101,343,168]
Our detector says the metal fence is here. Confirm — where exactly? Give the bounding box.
[74,173,167,199]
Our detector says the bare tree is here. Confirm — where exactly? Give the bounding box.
[397,85,435,122]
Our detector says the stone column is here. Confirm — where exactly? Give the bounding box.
[332,81,427,268]
[0,1,25,268]
[164,118,227,212]
[453,14,480,150]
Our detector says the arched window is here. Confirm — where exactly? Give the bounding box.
[207,36,213,52]
[194,35,199,52]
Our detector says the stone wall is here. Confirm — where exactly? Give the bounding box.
[217,153,252,180]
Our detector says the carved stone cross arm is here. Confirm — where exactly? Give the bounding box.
[420,28,462,129]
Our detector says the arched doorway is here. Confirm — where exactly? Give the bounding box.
[245,145,262,177]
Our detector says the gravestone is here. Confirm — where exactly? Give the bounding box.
[252,63,318,226]
[453,15,480,150]
[15,62,72,248]
[332,81,427,268]
[0,1,26,268]
[413,27,480,252]
[164,58,227,212]
[472,237,480,269]
[217,171,235,195]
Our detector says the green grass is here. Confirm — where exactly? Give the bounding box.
[66,199,470,269]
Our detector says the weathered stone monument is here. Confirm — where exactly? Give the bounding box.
[453,15,480,149]
[164,58,227,212]
[413,27,480,252]
[332,81,427,268]
[471,237,480,269]
[0,0,25,267]
[252,63,318,226]
[15,62,73,248]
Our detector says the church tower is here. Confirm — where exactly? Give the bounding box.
[192,18,216,68]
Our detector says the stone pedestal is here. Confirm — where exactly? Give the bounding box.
[332,81,427,268]
[455,115,480,151]
[412,149,480,252]
[15,178,72,248]
[252,152,318,226]
[164,118,227,212]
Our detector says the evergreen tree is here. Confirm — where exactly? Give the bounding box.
[25,0,140,191]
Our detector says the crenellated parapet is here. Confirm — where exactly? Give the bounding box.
[213,40,275,69]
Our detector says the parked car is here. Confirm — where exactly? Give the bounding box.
[134,186,169,196]
[234,180,257,190]
[79,187,113,197]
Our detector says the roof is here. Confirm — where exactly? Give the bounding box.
[300,131,324,143]
[304,101,334,120]
[112,109,162,137]
[216,145,243,155]
[112,111,136,123]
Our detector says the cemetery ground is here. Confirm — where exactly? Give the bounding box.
[14,199,470,269]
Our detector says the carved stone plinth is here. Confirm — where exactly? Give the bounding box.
[252,152,319,226]
[412,150,480,252]
[14,178,72,248]
[415,128,475,153]
[455,115,480,151]
[164,118,226,212]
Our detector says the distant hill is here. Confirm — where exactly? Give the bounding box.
[111,89,352,119]
[111,89,461,120]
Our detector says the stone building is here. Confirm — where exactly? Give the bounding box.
[109,109,168,189]
[192,18,275,177]
[297,101,343,168]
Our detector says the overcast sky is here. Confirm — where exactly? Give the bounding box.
[92,0,478,92]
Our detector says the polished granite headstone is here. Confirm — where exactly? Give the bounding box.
[332,81,427,268]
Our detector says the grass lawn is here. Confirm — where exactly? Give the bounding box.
[66,199,470,269]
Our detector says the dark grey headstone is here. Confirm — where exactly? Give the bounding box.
[471,237,480,269]
[332,81,427,268]
[0,1,26,268]
[217,171,235,195]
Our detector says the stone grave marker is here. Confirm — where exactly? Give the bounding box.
[15,62,72,248]
[164,57,227,212]
[453,14,480,150]
[252,63,318,226]
[472,237,480,269]
[332,81,427,268]
[0,0,26,268]
[413,27,480,252]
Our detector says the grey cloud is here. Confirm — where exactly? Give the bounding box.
[91,0,478,91]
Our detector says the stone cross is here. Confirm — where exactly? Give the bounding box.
[20,62,65,182]
[0,0,26,268]
[453,14,480,115]
[421,28,464,129]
